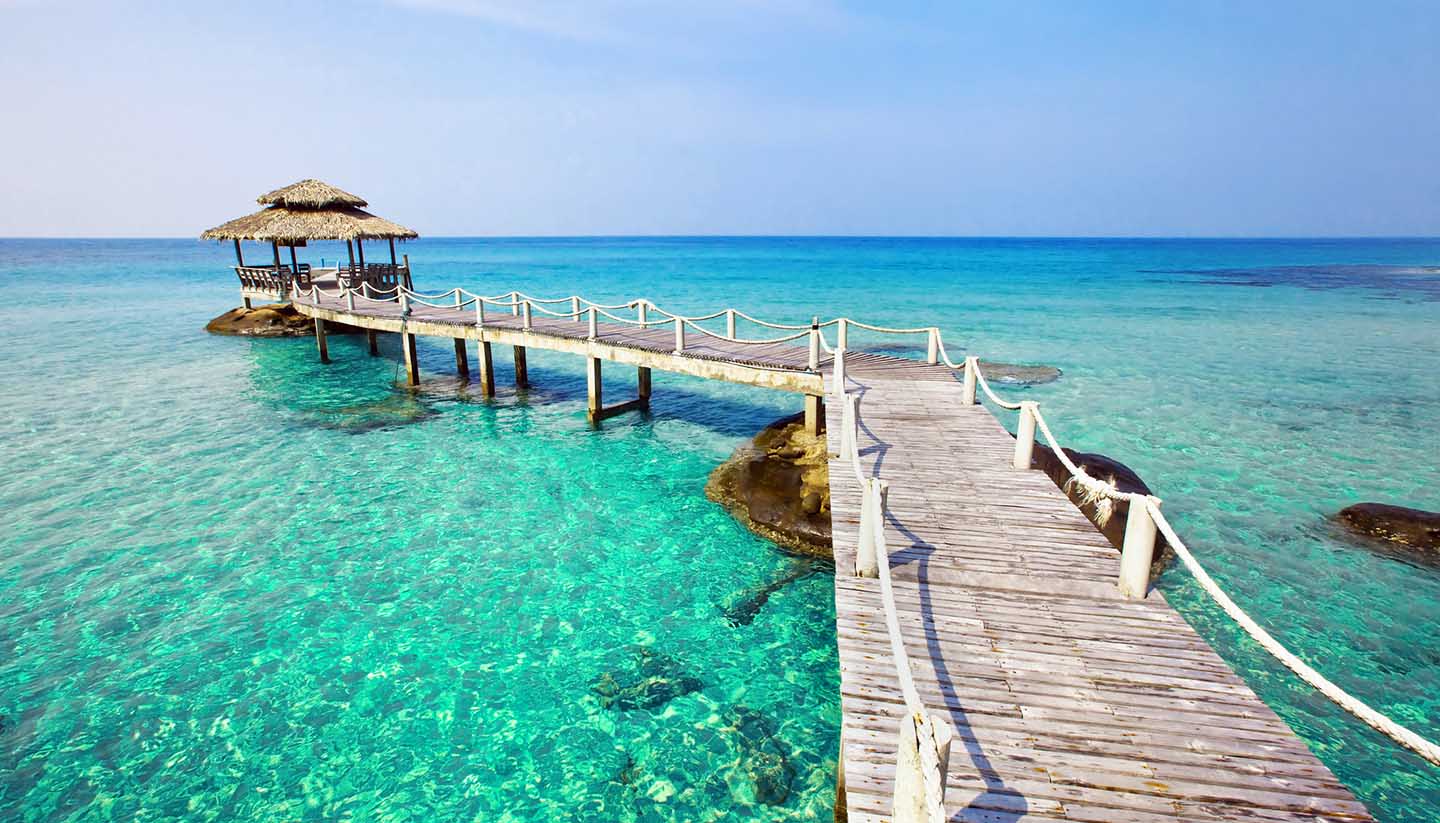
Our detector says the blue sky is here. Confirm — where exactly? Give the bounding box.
[2,0,1437,236]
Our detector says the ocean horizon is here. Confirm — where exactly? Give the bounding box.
[2,235,1438,821]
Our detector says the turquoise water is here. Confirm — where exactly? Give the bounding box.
[2,237,1438,822]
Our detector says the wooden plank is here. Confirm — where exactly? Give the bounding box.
[288,285,1371,822]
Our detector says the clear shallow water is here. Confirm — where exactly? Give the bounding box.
[1,237,1438,822]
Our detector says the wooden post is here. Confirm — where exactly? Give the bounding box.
[588,307,598,339]
[366,329,379,356]
[927,328,939,364]
[572,296,582,322]
[855,478,886,578]
[832,347,846,398]
[726,308,737,339]
[586,357,602,424]
[233,239,244,266]
[809,317,820,371]
[1118,498,1160,598]
[356,238,366,269]
[347,239,356,272]
[673,317,685,353]
[637,366,652,408]
[513,346,528,387]
[402,253,412,291]
[637,301,648,326]
[477,341,495,397]
[962,356,978,405]
[401,332,420,386]
[522,301,533,330]
[314,317,330,364]
[454,338,470,381]
[893,714,953,823]
[242,296,253,310]
[271,241,282,281]
[805,394,825,436]
[510,291,520,316]
[289,244,299,275]
[475,299,486,327]
[389,237,397,266]
[1012,401,1037,469]
[837,318,848,350]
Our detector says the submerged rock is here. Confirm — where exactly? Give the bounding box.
[706,413,831,558]
[1029,445,1172,574]
[721,560,823,627]
[205,304,315,337]
[980,361,1062,385]
[309,394,437,433]
[591,646,704,711]
[1335,503,1440,563]
[724,706,795,806]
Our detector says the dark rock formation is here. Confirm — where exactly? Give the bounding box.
[206,304,364,337]
[1029,445,1172,573]
[707,413,831,558]
[724,706,795,806]
[205,304,316,337]
[721,560,823,627]
[591,646,704,712]
[1335,503,1440,562]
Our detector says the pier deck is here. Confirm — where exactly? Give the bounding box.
[828,357,1371,822]
[290,289,1373,822]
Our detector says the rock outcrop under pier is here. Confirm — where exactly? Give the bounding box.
[1335,502,1440,564]
[706,413,831,558]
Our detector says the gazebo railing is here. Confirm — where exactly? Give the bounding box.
[235,265,312,295]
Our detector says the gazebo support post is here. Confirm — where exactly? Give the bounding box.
[356,238,366,270]
[389,238,397,266]
[347,240,356,273]
[233,239,244,266]
[289,245,299,275]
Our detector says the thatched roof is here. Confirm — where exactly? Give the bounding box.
[201,179,418,243]
[201,205,419,243]
[257,179,366,208]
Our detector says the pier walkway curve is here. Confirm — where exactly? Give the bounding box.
[286,281,1419,822]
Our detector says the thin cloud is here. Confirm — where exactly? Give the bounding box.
[389,0,853,44]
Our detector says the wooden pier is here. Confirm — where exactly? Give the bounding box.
[288,284,1376,822]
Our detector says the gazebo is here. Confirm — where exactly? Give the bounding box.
[201,179,419,308]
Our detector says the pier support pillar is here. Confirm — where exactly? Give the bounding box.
[401,332,420,387]
[587,356,603,424]
[637,366,652,409]
[367,330,379,356]
[513,346,529,387]
[314,318,331,364]
[804,394,825,436]
[454,338,470,381]
[243,296,253,310]
[477,341,495,398]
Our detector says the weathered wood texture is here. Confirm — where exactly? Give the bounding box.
[293,289,1370,822]
[826,362,1372,823]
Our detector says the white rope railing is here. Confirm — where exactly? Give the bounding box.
[962,355,1440,769]
[834,347,953,822]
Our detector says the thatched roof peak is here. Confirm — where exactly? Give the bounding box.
[257,179,367,208]
[201,179,418,243]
